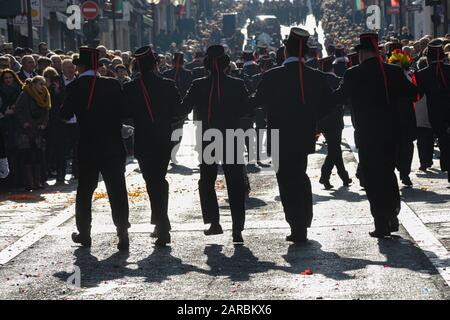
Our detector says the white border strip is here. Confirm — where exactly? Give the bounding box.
[0,162,139,267]
[343,115,450,287]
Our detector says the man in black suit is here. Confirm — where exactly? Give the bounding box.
[182,45,251,243]
[334,33,417,238]
[163,52,193,97]
[253,28,335,243]
[61,47,130,250]
[124,46,182,246]
[332,45,348,77]
[17,55,37,81]
[416,40,450,185]
[317,56,351,190]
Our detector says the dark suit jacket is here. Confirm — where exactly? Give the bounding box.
[334,57,417,149]
[416,62,450,135]
[60,76,126,163]
[253,62,334,155]
[163,67,193,97]
[182,74,251,131]
[123,73,182,159]
[17,69,37,82]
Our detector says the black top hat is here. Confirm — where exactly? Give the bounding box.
[427,41,445,62]
[319,56,334,72]
[73,47,100,70]
[335,45,346,58]
[327,44,336,54]
[347,52,360,67]
[204,45,230,71]
[173,52,184,62]
[134,46,156,74]
[355,33,379,52]
[308,46,318,58]
[284,27,310,56]
[259,56,274,71]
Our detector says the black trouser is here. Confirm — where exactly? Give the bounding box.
[436,132,450,181]
[359,144,400,230]
[50,143,67,181]
[416,127,434,168]
[199,163,246,232]
[75,157,129,235]
[276,153,312,234]
[321,130,349,181]
[67,124,79,178]
[138,154,171,233]
[395,139,414,179]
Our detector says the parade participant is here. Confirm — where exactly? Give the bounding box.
[124,46,182,246]
[414,57,434,172]
[387,49,417,187]
[305,46,319,69]
[334,33,417,238]
[318,56,351,190]
[333,45,348,77]
[163,52,193,97]
[416,40,450,185]
[61,47,130,250]
[253,28,335,243]
[182,45,251,243]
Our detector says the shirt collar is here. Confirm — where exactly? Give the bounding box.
[283,57,300,65]
[79,70,96,78]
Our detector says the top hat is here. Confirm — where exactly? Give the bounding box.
[73,47,100,70]
[427,40,445,62]
[355,33,379,52]
[259,56,274,71]
[204,45,230,71]
[319,56,334,72]
[335,45,346,58]
[134,46,156,74]
[347,52,360,67]
[284,27,310,56]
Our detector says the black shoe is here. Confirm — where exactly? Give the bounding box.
[401,176,413,187]
[319,177,334,190]
[232,231,244,243]
[369,229,391,238]
[71,232,92,247]
[286,229,308,243]
[117,232,129,251]
[342,178,353,187]
[155,233,171,247]
[419,165,428,172]
[204,223,223,236]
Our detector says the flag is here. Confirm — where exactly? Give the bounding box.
[356,0,365,10]
[391,0,400,7]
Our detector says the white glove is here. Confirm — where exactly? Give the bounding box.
[121,125,134,139]
[0,158,9,179]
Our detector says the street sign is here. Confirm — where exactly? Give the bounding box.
[45,0,67,12]
[81,1,100,20]
[13,0,43,27]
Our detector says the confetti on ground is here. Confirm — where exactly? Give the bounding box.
[7,194,40,201]
[93,192,108,201]
[300,268,313,275]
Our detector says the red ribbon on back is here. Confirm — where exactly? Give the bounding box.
[87,51,98,111]
[435,48,448,89]
[207,56,222,126]
[136,58,155,122]
[362,34,390,104]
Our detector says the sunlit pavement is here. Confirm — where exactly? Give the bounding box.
[0,117,449,299]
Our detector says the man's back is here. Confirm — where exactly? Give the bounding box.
[61,76,126,161]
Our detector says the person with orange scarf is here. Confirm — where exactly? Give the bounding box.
[14,76,50,191]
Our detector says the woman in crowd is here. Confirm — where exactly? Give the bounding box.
[0,69,23,189]
[43,67,66,184]
[15,76,50,191]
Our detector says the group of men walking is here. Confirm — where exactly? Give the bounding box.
[51,27,450,251]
